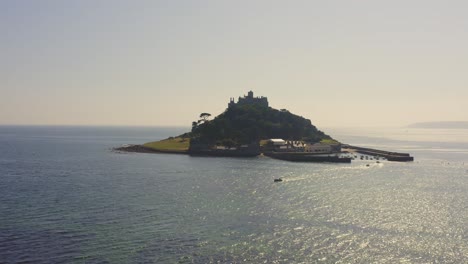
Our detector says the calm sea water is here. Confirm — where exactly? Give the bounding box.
[1,125,468,263]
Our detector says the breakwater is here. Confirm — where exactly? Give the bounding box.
[344,145,414,162]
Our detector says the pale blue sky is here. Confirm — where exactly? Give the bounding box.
[2,0,468,127]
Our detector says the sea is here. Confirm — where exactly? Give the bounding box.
[1,125,468,263]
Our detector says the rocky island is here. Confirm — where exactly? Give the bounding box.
[116,91,413,162]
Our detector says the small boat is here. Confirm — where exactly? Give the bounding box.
[274,178,283,182]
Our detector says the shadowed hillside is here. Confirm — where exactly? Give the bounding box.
[190,99,331,146]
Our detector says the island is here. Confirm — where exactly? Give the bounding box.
[116,91,414,162]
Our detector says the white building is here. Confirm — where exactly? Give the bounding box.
[305,143,332,154]
[268,139,286,146]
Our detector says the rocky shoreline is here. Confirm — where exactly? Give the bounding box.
[113,145,188,154]
[114,144,414,162]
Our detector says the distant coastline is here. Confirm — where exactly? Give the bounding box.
[408,121,468,129]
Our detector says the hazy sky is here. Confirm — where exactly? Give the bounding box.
[2,0,468,127]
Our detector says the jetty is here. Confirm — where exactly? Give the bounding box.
[343,145,414,162]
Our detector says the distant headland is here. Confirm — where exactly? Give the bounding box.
[408,121,468,129]
[116,91,414,162]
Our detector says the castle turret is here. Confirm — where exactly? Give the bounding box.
[229,91,269,108]
[228,97,235,108]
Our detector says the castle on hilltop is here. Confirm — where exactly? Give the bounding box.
[228,91,269,108]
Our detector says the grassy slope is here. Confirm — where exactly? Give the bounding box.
[320,139,340,144]
[143,137,190,152]
[142,137,337,153]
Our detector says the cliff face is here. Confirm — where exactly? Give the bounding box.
[190,103,331,146]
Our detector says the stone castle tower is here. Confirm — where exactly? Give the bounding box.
[228,91,269,108]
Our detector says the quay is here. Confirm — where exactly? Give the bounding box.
[343,145,414,162]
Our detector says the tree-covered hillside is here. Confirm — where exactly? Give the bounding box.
[190,103,331,146]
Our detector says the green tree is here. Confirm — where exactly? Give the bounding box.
[199,113,211,122]
[191,121,198,132]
